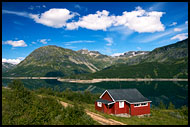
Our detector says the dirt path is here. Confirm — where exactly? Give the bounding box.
[58,100,126,125]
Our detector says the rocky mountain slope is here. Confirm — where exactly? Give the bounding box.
[3,45,113,77]
[3,38,188,78]
[65,38,188,79]
[2,62,16,73]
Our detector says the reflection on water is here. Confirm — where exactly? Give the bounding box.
[2,79,188,108]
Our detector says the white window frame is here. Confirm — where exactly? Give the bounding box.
[119,101,124,108]
[97,102,102,107]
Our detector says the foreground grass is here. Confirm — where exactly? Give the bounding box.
[2,86,98,125]
[85,104,188,125]
[35,91,188,125]
[2,80,188,125]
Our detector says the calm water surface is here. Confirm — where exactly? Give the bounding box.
[2,79,188,108]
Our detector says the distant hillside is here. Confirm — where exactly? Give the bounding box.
[3,46,113,77]
[124,38,188,65]
[3,39,188,78]
[2,62,16,73]
[65,39,188,79]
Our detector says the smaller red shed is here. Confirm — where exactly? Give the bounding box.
[95,89,152,116]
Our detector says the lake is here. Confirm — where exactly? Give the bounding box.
[2,79,188,108]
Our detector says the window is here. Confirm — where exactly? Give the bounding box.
[119,101,124,108]
[97,102,102,107]
[134,104,140,107]
[141,103,148,106]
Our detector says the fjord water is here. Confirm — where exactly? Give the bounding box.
[2,79,188,108]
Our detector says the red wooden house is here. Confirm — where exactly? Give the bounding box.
[95,89,152,116]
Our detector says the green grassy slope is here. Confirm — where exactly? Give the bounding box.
[66,57,188,79]
[2,80,97,125]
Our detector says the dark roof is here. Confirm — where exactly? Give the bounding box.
[107,89,150,103]
[96,99,112,104]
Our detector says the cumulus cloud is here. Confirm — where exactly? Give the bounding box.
[174,28,182,32]
[3,40,27,47]
[111,53,124,57]
[185,21,188,24]
[3,7,165,33]
[29,8,79,28]
[170,33,188,41]
[104,37,113,46]
[2,57,25,64]
[66,7,165,33]
[114,6,165,33]
[169,22,177,26]
[66,10,115,31]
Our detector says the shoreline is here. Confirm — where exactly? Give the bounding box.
[2,77,188,83]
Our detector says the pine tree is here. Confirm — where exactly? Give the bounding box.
[158,100,166,109]
[168,102,175,110]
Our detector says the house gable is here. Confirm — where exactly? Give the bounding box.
[100,90,115,102]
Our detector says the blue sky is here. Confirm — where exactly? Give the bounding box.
[2,2,188,64]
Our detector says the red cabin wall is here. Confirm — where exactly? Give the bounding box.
[130,102,151,116]
[95,102,114,114]
[101,92,113,102]
[95,102,104,112]
[113,101,130,114]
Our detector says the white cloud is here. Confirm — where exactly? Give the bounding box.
[74,4,82,10]
[74,4,88,11]
[3,40,27,47]
[66,10,115,31]
[111,53,124,57]
[185,21,188,24]
[64,40,95,44]
[169,22,177,26]
[2,10,30,18]
[38,39,51,44]
[2,57,25,64]
[29,8,79,28]
[28,5,46,10]
[104,37,113,46]
[67,6,165,33]
[28,6,34,10]
[3,7,165,33]
[32,41,36,44]
[174,28,182,32]
[113,6,165,33]
[137,47,142,50]
[42,5,46,8]
[170,33,188,41]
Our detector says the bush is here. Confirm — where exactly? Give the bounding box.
[3,81,96,125]
[158,100,166,109]
[168,102,175,110]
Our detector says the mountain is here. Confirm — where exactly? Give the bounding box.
[2,62,16,73]
[3,39,188,78]
[3,45,113,77]
[115,51,149,58]
[119,38,188,65]
[65,38,188,79]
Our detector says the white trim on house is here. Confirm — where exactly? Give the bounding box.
[119,101,124,108]
[113,100,152,104]
[108,102,115,105]
[97,102,102,107]
[99,90,151,105]
[99,90,115,102]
